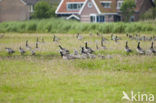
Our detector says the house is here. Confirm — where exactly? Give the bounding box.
[55,0,155,22]
[0,0,39,22]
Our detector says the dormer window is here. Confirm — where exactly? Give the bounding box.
[88,2,93,8]
[101,1,112,8]
[67,2,83,11]
[117,1,124,9]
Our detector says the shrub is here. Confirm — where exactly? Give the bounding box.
[141,8,156,20]
[32,1,53,19]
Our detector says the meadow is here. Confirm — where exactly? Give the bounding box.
[0,18,156,34]
[0,33,156,103]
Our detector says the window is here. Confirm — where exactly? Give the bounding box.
[117,1,123,9]
[90,15,105,23]
[97,16,105,22]
[67,2,83,11]
[90,16,96,22]
[101,1,111,8]
[108,15,112,18]
[88,2,92,8]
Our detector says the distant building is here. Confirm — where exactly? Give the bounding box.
[55,0,155,22]
[0,0,39,22]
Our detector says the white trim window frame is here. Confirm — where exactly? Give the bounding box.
[67,2,84,11]
[30,5,34,13]
[66,15,80,20]
[90,14,97,23]
[117,1,124,9]
[101,1,112,8]
[55,0,64,14]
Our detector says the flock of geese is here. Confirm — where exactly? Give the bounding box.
[1,33,156,60]
[5,39,39,56]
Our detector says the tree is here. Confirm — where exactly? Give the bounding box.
[141,8,156,20]
[140,0,156,20]
[32,1,53,19]
[120,0,136,22]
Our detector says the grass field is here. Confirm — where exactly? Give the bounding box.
[0,18,156,34]
[0,33,156,103]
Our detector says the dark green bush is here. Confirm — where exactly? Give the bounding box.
[32,1,54,19]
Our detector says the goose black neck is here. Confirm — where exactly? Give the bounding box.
[36,43,38,48]
[151,42,154,48]
[85,42,88,48]
[26,41,28,46]
[137,42,140,49]
[81,47,84,53]
[59,45,63,49]
[60,51,63,57]
[101,40,103,46]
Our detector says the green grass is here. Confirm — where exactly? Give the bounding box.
[0,18,156,34]
[0,33,156,103]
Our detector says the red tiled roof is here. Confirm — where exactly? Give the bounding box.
[56,0,85,14]
[94,0,117,13]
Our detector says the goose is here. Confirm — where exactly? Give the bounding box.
[98,55,106,59]
[31,50,36,55]
[81,47,87,54]
[95,41,99,50]
[101,38,107,49]
[60,51,80,60]
[115,36,119,43]
[124,41,132,53]
[147,42,156,54]
[53,35,60,42]
[73,49,85,58]
[111,34,115,40]
[5,48,15,54]
[26,40,32,50]
[126,33,129,37]
[80,47,90,58]
[97,32,100,36]
[74,49,79,56]
[53,35,56,42]
[88,53,96,59]
[36,42,39,49]
[136,42,145,54]
[36,37,39,43]
[128,34,133,39]
[84,42,94,54]
[59,45,70,55]
[76,33,83,40]
[101,36,108,41]
[19,47,25,55]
